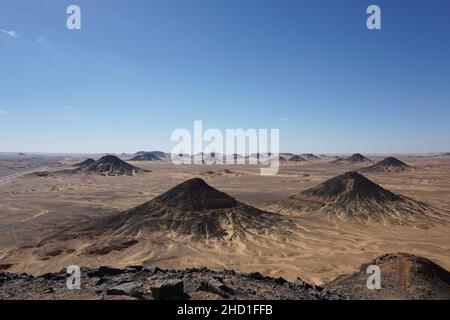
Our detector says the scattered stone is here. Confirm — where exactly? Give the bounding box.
[198,279,235,298]
[39,273,54,280]
[34,171,50,177]
[245,272,264,280]
[126,265,146,272]
[273,277,287,285]
[88,266,126,278]
[153,267,165,273]
[293,278,321,291]
[2,254,447,300]
[0,264,13,271]
[43,287,54,294]
[106,282,144,299]
[150,279,184,300]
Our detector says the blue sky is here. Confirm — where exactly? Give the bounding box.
[0,0,449,154]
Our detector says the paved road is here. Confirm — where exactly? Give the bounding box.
[0,167,48,186]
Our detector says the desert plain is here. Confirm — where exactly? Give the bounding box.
[0,152,449,290]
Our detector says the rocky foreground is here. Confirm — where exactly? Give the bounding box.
[0,266,345,300]
[1,253,449,300]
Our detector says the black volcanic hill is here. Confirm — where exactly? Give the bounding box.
[361,157,414,173]
[151,178,237,210]
[329,156,344,164]
[325,253,450,299]
[289,155,307,162]
[331,153,371,165]
[73,158,96,168]
[152,151,167,157]
[346,153,372,163]
[59,178,290,243]
[78,155,148,176]
[273,172,445,226]
[300,153,319,160]
[129,153,161,161]
[300,171,400,203]
[135,150,167,158]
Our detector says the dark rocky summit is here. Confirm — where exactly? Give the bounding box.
[135,151,167,158]
[361,157,414,173]
[150,178,237,210]
[346,153,372,163]
[77,155,149,176]
[274,172,445,226]
[300,153,319,160]
[289,155,307,162]
[129,153,161,161]
[300,171,400,203]
[50,178,291,242]
[325,253,450,300]
[73,158,96,168]
[331,153,372,165]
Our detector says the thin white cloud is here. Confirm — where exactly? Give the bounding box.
[0,110,10,115]
[37,36,45,44]
[64,105,73,109]
[1,29,19,39]
[278,118,289,122]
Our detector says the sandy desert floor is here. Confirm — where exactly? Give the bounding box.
[0,154,449,285]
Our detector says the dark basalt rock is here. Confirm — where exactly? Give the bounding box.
[78,155,148,176]
[361,157,414,173]
[300,171,400,202]
[151,279,184,300]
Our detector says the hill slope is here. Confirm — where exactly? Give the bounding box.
[271,172,445,227]
[129,153,161,161]
[78,155,148,176]
[361,157,414,173]
[73,158,96,168]
[325,253,450,299]
[51,178,291,243]
[300,153,319,160]
[331,153,372,165]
